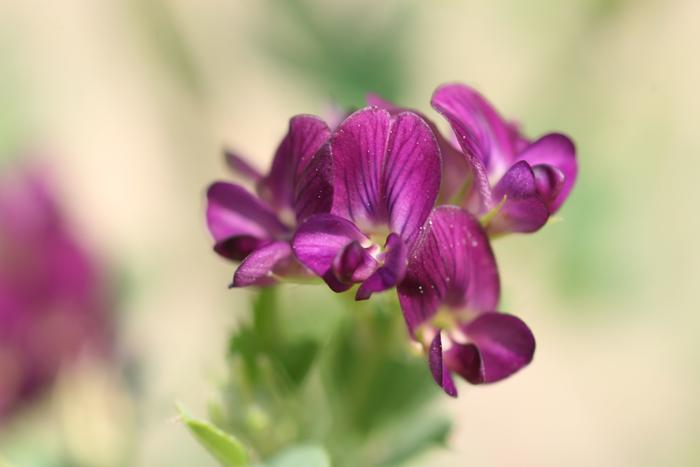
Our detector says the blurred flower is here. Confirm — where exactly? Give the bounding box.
[398,206,535,396]
[292,107,441,300]
[431,83,578,234]
[206,115,332,286]
[0,163,112,421]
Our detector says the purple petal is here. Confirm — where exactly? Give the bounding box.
[507,121,530,154]
[517,133,577,213]
[332,241,378,284]
[206,182,289,260]
[224,150,263,183]
[331,108,441,242]
[259,115,331,211]
[292,214,371,292]
[428,332,458,397]
[231,241,293,287]
[488,161,550,234]
[438,137,473,205]
[533,164,565,206]
[330,107,391,227]
[355,233,407,300]
[398,206,499,335]
[214,236,268,262]
[365,93,399,112]
[431,83,517,173]
[366,94,469,207]
[431,86,495,212]
[384,112,442,242]
[293,142,333,222]
[445,312,535,384]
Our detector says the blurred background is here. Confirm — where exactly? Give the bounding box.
[1,0,699,466]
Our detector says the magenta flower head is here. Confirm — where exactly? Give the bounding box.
[206,115,332,286]
[204,83,576,398]
[431,83,577,234]
[0,164,112,420]
[398,206,535,396]
[292,107,442,300]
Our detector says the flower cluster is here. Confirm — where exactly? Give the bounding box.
[0,163,112,419]
[206,83,577,396]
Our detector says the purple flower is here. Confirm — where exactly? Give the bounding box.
[431,83,578,234]
[398,206,535,396]
[0,164,112,420]
[292,107,442,300]
[206,115,332,286]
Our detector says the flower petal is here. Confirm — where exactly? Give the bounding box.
[259,115,331,211]
[224,150,263,183]
[384,112,443,242]
[429,332,458,397]
[206,182,289,260]
[332,241,378,284]
[517,133,577,213]
[213,236,268,262]
[330,107,391,227]
[445,312,535,384]
[488,161,549,234]
[365,93,399,112]
[330,107,441,242]
[231,241,293,287]
[431,83,517,173]
[292,214,371,292]
[398,206,500,335]
[355,233,407,300]
[293,142,333,222]
[366,93,468,205]
[532,164,565,206]
[431,86,495,212]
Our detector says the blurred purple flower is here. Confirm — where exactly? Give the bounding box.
[292,107,442,300]
[0,164,112,420]
[206,115,332,286]
[431,83,577,234]
[398,206,535,396]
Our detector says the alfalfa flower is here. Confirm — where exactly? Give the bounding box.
[398,206,535,396]
[206,115,332,286]
[431,83,577,234]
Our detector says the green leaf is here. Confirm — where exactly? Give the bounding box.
[264,445,330,467]
[177,405,250,467]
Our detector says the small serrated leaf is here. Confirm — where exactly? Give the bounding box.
[177,404,250,467]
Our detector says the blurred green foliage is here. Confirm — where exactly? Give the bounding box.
[262,445,330,467]
[199,287,448,467]
[256,0,417,108]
